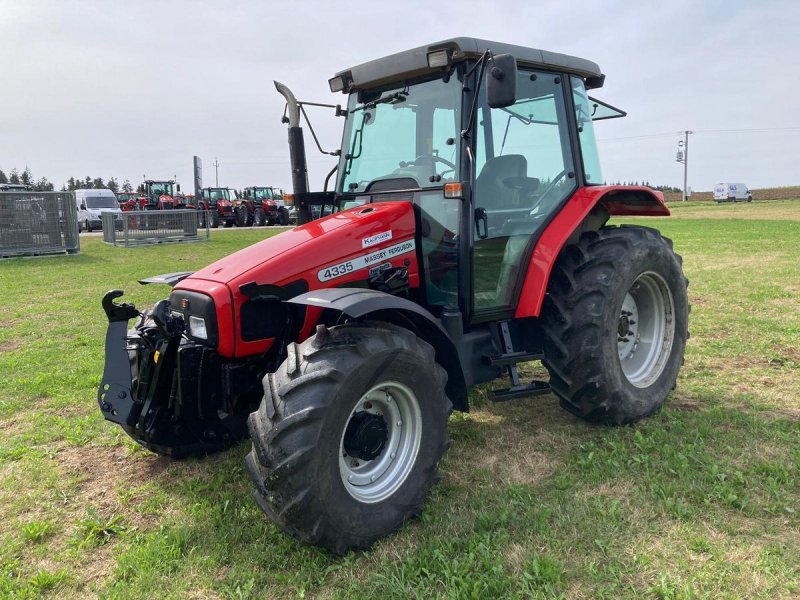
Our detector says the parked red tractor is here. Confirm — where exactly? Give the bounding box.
[196,187,238,228]
[140,179,187,210]
[236,186,290,226]
[99,38,689,554]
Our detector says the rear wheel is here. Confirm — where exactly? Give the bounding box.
[541,226,689,425]
[278,208,290,226]
[246,322,452,554]
[210,211,219,228]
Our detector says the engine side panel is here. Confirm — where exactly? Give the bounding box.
[175,201,419,358]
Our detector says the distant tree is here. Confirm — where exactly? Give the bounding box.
[136,183,145,193]
[0,169,6,184]
[9,169,20,184]
[106,177,119,193]
[33,177,54,191]
[122,179,133,193]
[92,177,105,189]
[84,176,93,189]
[20,167,33,186]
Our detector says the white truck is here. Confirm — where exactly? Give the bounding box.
[713,183,752,203]
[75,189,120,232]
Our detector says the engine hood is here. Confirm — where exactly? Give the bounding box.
[183,201,417,289]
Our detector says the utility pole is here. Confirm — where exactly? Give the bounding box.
[675,131,693,201]
[212,157,220,187]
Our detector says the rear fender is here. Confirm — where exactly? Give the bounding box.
[288,288,469,411]
[515,185,668,318]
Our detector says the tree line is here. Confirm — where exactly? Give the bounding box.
[0,166,133,194]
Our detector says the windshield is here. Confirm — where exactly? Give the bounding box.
[253,188,275,201]
[205,188,231,203]
[148,182,174,198]
[338,76,461,194]
[86,196,118,209]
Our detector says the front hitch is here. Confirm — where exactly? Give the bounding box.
[98,290,140,425]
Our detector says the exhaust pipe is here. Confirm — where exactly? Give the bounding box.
[274,81,309,197]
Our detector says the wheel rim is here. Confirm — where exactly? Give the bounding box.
[339,381,422,504]
[617,271,675,388]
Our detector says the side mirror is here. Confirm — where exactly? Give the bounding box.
[176,183,181,192]
[486,54,517,108]
[80,203,86,210]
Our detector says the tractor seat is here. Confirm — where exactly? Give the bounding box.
[475,154,528,213]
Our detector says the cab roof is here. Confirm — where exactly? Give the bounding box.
[333,37,604,93]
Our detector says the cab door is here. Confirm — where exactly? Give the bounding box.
[471,69,577,317]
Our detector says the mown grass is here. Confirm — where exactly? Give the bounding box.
[1,202,799,599]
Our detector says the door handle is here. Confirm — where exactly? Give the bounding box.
[474,207,488,239]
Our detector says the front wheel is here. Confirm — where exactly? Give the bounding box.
[253,208,266,226]
[541,225,689,425]
[246,323,452,554]
[209,211,219,228]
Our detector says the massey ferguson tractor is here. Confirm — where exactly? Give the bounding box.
[140,179,187,210]
[196,187,238,228]
[99,38,689,554]
[237,186,290,226]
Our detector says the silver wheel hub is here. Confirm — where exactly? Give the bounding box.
[617,272,676,388]
[339,381,421,503]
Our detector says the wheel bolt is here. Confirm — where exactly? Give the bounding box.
[390,452,396,459]
[348,475,353,482]
[396,420,402,427]
[370,475,376,482]
[351,459,359,467]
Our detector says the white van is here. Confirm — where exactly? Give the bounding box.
[713,183,752,202]
[75,189,120,232]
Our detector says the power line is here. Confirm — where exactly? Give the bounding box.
[598,125,800,142]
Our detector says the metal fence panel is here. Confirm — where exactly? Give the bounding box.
[102,210,210,247]
[0,192,80,258]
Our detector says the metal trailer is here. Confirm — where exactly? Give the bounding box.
[0,191,80,258]
[102,209,210,247]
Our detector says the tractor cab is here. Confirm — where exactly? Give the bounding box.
[143,179,177,209]
[240,186,289,226]
[308,38,627,319]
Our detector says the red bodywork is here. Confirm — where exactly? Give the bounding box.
[515,185,668,318]
[174,185,666,357]
[175,202,419,359]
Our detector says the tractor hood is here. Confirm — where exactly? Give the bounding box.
[182,201,417,289]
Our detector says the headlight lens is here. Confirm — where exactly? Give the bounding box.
[188,315,208,340]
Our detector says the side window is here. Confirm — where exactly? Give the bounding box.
[472,69,576,313]
[571,77,603,184]
[431,108,459,181]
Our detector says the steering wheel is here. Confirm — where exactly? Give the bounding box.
[399,154,456,177]
[531,170,568,213]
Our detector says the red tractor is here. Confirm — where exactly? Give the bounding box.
[196,187,238,228]
[236,186,290,227]
[139,179,187,210]
[116,192,143,211]
[99,38,689,554]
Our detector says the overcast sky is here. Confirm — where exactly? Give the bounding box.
[1,0,798,192]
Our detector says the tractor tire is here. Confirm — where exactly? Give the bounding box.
[210,212,219,228]
[541,225,689,425]
[246,322,452,554]
[198,211,206,228]
[278,208,290,226]
[253,208,266,227]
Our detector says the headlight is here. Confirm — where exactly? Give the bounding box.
[188,315,208,340]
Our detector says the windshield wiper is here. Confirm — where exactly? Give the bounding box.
[350,90,408,113]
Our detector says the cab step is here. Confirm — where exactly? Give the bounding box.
[491,380,551,402]
[484,351,544,368]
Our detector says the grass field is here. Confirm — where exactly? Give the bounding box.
[1,199,798,599]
